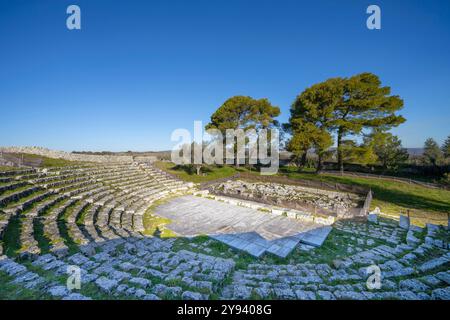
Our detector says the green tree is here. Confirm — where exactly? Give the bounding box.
[206,96,280,167]
[287,125,333,172]
[287,73,405,174]
[364,131,409,170]
[285,122,315,169]
[442,135,450,159]
[287,78,340,172]
[423,138,443,166]
[340,139,377,165]
[333,73,405,174]
[313,129,333,172]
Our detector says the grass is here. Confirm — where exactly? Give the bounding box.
[2,215,22,257]
[153,161,242,183]
[0,271,52,299]
[56,201,82,254]
[142,198,178,238]
[0,166,18,172]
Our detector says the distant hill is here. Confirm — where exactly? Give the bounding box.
[406,148,424,156]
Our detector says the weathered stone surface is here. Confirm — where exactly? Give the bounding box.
[368,214,378,224]
[156,195,331,258]
[95,277,118,292]
[62,293,92,300]
[333,291,365,300]
[129,277,151,288]
[418,256,449,272]
[431,287,450,300]
[399,279,430,292]
[435,271,450,285]
[317,290,336,300]
[47,286,70,298]
[181,291,204,300]
[295,290,316,300]
[399,215,410,230]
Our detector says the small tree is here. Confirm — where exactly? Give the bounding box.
[206,96,280,167]
[285,122,318,169]
[442,135,450,159]
[423,138,443,166]
[339,139,377,166]
[365,131,409,170]
[313,129,333,173]
[287,78,341,172]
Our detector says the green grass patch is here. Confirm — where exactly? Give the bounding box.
[142,198,178,238]
[0,271,52,299]
[1,215,22,257]
[5,153,87,168]
[57,202,81,254]
[154,161,243,183]
[0,166,18,172]
[33,218,51,254]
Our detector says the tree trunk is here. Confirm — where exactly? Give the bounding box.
[316,153,323,173]
[337,127,344,175]
[196,165,201,175]
[300,152,307,167]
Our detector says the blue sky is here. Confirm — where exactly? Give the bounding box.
[0,0,449,151]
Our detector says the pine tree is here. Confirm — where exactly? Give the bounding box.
[423,138,443,166]
[334,73,405,174]
[442,135,450,159]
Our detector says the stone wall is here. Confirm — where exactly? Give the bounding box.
[208,180,363,218]
[0,146,133,163]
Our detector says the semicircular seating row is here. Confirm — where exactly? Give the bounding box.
[0,163,191,258]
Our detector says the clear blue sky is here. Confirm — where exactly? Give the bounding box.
[1,0,449,151]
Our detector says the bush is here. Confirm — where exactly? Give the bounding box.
[442,173,450,186]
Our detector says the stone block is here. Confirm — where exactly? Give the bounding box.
[399,215,410,230]
[367,213,378,224]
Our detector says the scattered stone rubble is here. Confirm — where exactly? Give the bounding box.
[211,180,361,215]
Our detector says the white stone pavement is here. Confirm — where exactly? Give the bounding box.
[154,195,332,258]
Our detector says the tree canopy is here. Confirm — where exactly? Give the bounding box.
[206,96,280,133]
[205,95,280,166]
[286,78,341,171]
[423,138,443,166]
[364,131,409,170]
[442,135,450,159]
[287,73,405,173]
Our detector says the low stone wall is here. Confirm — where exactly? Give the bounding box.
[207,179,363,218]
[0,146,133,163]
[193,190,336,225]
